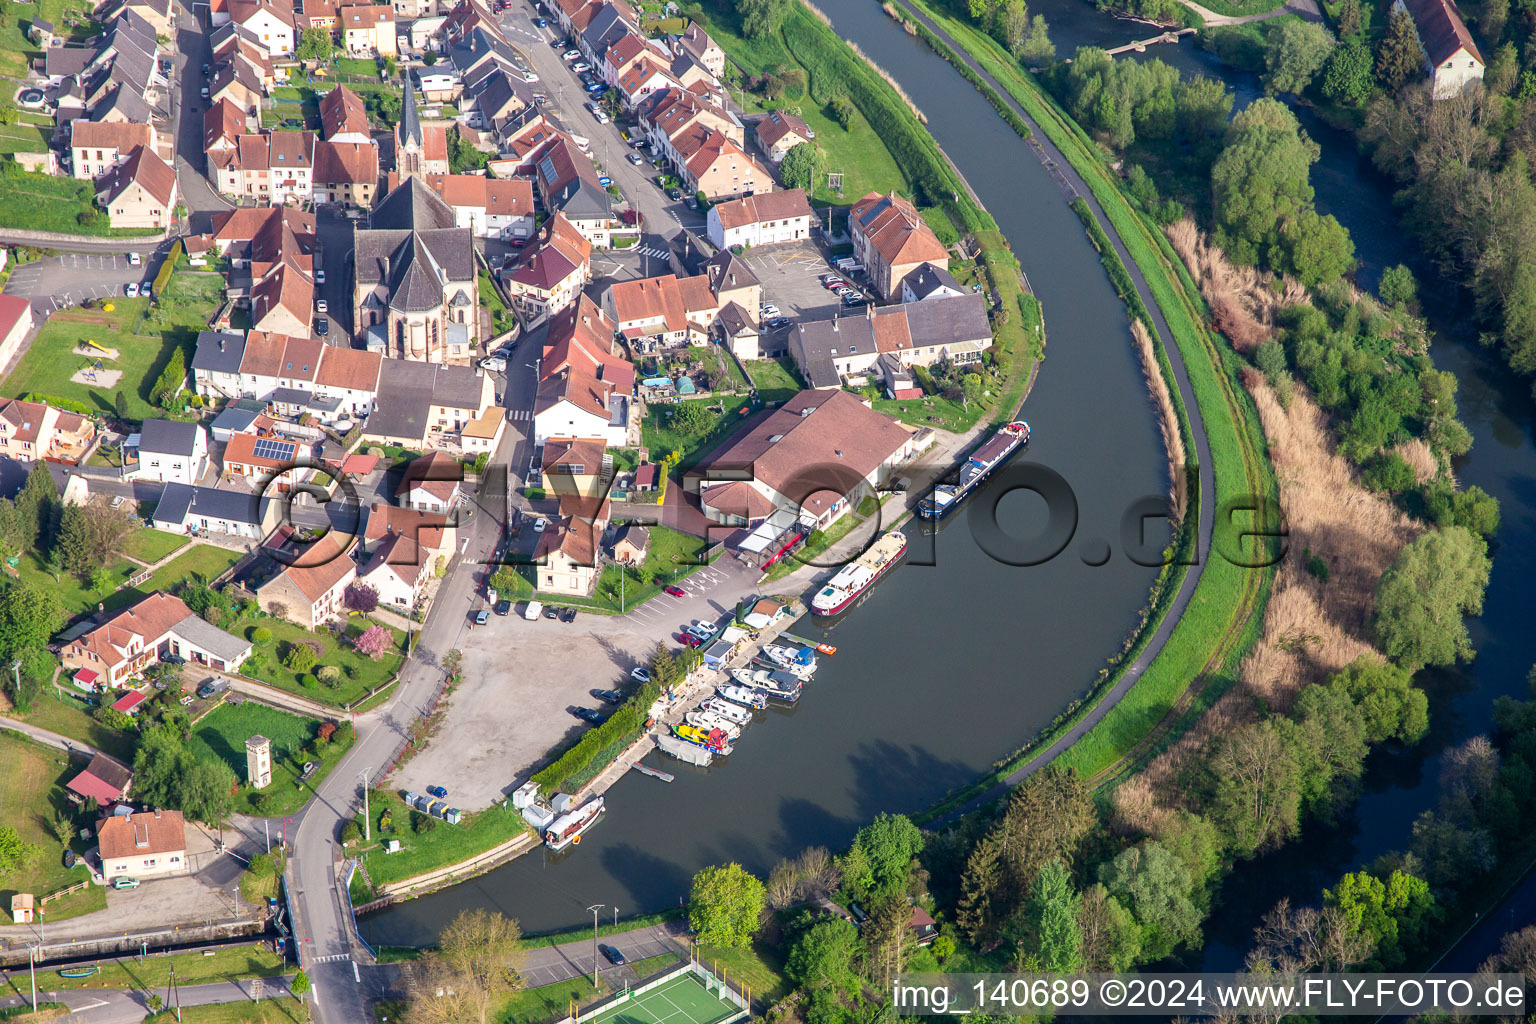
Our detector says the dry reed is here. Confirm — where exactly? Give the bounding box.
[1164,219,1304,351]
[1393,438,1439,484]
[1131,318,1188,523]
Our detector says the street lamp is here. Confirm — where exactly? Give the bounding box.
[358,768,373,842]
[587,904,604,987]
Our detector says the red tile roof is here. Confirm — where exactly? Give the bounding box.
[98,809,186,859]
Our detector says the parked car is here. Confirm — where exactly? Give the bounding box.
[127,252,142,266]
[630,666,651,683]
[597,176,613,187]
[663,585,686,598]
[496,599,512,615]
[584,100,599,113]
[602,945,628,966]
[586,81,605,94]
[573,706,607,725]
[533,517,548,532]
[315,268,325,284]
[544,606,560,620]
[666,187,683,200]
[474,608,489,625]
[572,61,592,72]
[842,293,867,306]
[593,109,609,124]
[560,607,577,623]
[563,49,582,60]
[112,877,139,890]
[626,153,644,166]
[196,678,226,699]
[822,277,847,290]
[551,36,568,47]
[300,761,319,781]
[124,282,139,297]
[760,304,780,317]
[425,785,446,799]
[768,317,792,329]
[680,633,705,647]
[591,688,625,704]
[537,16,548,25]
[316,298,328,313]
[315,316,329,336]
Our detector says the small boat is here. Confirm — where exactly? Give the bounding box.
[731,667,802,703]
[811,531,908,617]
[702,698,753,724]
[753,655,815,681]
[58,967,99,978]
[544,796,604,851]
[760,643,814,668]
[918,421,1030,520]
[657,733,713,766]
[673,723,733,755]
[717,685,767,710]
[685,709,742,738]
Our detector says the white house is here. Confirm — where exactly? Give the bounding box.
[313,346,383,420]
[706,189,814,251]
[357,502,455,610]
[129,420,209,486]
[1394,0,1484,98]
[229,0,296,57]
[98,810,189,880]
[152,482,280,539]
[396,451,461,512]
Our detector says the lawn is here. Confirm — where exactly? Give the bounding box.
[355,790,535,893]
[640,395,754,473]
[0,0,97,77]
[145,1000,310,1024]
[696,940,790,1004]
[101,545,243,614]
[13,549,138,617]
[1,268,223,422]
[587,525,713,613]
[236,616,407,709]
[189,703,353,817]
[12,687,136,762]
[480,271,515,335]
[25,946,287,992]
[743,358,801,405]
[871,390,986,432]
[700,4,908,204]
[122,528,189,565]
[0,124,49,155]
[0,732,107,924]
[0,164,154,237]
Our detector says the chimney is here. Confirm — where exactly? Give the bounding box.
[832,317,838,332]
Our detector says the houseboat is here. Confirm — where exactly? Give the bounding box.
[811,531,909,617]
[544,796,604,851]
[917,421,1031,520]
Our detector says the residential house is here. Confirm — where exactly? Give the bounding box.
[603,272,718,348]
[66,752,133,805]
[69,120,156,180]
[0,296,34,367]
[1395,0,1483,97]
[392,172,536,239]
[298,0,340,30]
[674,21,723,79]
[208,58,265,119]
[362,358,498,450]
[352,176,479,363]
[61,592,253,687]
[527,134,618,245]
[704,248,762,313]
[260,332,327,418]
[341,4,397,55]
[313,139,380,207]
[96,145,177,230]
[501,211,591,320]
[313,346,384,418]
[712,301,761,360]
[900,264,965,303]
[209,401,275,442]
[357,502,455,610]
[788,292,993,390]
[151,482,280,539]
[256,532,358,628]
[221,430,304,489]
[614,57,676,109]
[675,125,773,202]
[533,296,633,445]
[460,405,505,454]
[706,188,814,251]
[128,420,209,485]
[687,389,920,529]
[849,191,950,301]
[640,87,741,167]
[98,810,188,879]
[229,0,296,56]
[415,67,461,101]
[608,523,650,565]
[754,110,811,165]
[465,68,531,124]
[210,131,318,205]
[210,205,315,264]
[319,83,372,143]
[0,397,96,463]
[396,450,461,512]
[203,98,246,156]
[96,0,175,36]
[532,510,603,595]
[394,81,450,177]
[540,435,608,496]
[30,18,56,46]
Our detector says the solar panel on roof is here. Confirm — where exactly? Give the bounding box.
[252,438,297,462]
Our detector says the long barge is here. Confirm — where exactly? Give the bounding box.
[810,530,909,617]
[916,421,1031,520]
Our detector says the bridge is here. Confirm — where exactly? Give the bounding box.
[1105,27,1197,55]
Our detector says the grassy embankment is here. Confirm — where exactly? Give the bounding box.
[19,947,287,992]
[190,703,354,817]
[888,0,1275,802]
[0,733,105,923]
[353,792,535,895]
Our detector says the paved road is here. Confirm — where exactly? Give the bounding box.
[0,975,300,1024]
[519,922,685,988]
[0,716,108,762]
[894,0,1219,822]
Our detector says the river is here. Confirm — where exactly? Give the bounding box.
[365,0,1536,947]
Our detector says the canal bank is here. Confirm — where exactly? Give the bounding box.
[361,0,1185,942]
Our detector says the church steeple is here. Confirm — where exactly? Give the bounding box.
[397,72,423,178]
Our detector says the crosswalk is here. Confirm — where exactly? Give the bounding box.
[507,408,532,422]
[630,245,669,261]
[310,953,352,964]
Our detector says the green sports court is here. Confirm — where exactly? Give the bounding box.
[577,969,747,1024]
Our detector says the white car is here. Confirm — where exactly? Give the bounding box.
[563,49,581,60]
[760,304,780,317]
[315,268,326,284]
[593,110,609,124]
[127,252,142,266]
[532,517,548,533]
[572,61,591,72]
[109,495,125,510]
[316,298,328,313]
[479,355,507,372]
[124,282,139,297]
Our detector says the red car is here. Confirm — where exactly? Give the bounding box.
[822,277,847,290]
[663,585,686,597]
[680,633,704,647]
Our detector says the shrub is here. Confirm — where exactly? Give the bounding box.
[316,665,343,688]
[340,820,361,845]
[318,721,337,743]
[411,810,437,835]
[283,643,317,673]
[828,94,856,128]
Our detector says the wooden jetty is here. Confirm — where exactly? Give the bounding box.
[630,762,674,782]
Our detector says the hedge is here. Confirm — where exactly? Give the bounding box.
[21,392,94,415]
[532,676,663,795]
[150,238,183,298]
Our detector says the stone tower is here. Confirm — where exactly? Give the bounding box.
[396,76,423,180]
[246,734,272,790]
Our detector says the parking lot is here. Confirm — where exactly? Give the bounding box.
[728,243,858,350]
[3,251,167,312]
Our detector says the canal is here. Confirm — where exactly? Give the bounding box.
[366,0,1536,947]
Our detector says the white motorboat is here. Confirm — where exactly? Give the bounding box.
[702,698,753,724]
[717,685,767,710]
[544,796,604,851]
[685,709,742,739]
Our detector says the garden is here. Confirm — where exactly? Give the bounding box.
[352,790,534,894]
[190,702,353,817]
[641,394,755,472]
[0,732,107,924]
[0,160,159,238]
[587,525,715,613]
[742,358,801,404]
[236,614,408,709]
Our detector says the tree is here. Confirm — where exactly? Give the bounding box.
[0,825,39,877]
[292,971,311,996]
[1324,869,1437,968]
[668,400,713,436]
[150,347,187,409]
[738,0,787,39]
[114,390,129,421]
[1211,99,1320,268]
[1375,8,1426,93]
[780,143,825,193]
[178,757,235,824]
[296,26,335,61]
[0,581,65,662]
[1210,718,1303,854]
[1373,526,1491,670]
[354,624,392,661]
[449,130,490,174]
[1097,841,1202,961]
[848,813,923,901]
[411,909,526,1024]
[344,581,380,614]
[1379,264,1418,309]
[1019,14,1054,65]
[16,459,59,553]
[688,863,766,948]
[827,95,855,129]
[1077,884,1141,970]
[1263,20,1335,96]
[488,568,522,595]
[785,918,860,1024]
[250,626,273,645]
[1321,37,1374,106]
[1025,859,1083,971]
[1327,658,1427,744]
[284,642,318,672]
[1336,0,1362,36]
[317,665,343,688]
[1281,209,1355,287]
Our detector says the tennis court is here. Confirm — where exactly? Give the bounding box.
[580,970,746,1024]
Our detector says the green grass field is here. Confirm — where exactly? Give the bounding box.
[0,123,49,154]
[583,972,744,1024]
[101,545,243,614]
[236,616,406,708]
[872,391,986,432]
[742,359,801,404]
[641,395,755,472]
[694,942,789,1005]
[1,269,223,422]
[25,946,287,992]
[588,526,712,613]
[13,549,138,617]
[10,687,136,762]
[145,1000,310,1024]
[121,528,189,564]
[0,0,97,77]
[355,791,534,892]
[0,732,107,923]
[190,702,352,816]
